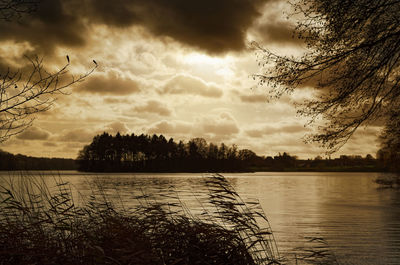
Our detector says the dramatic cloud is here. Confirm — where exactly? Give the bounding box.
[133,100,172,116]
[0,0,86,54]
[162,74,223,98]
[16,126,51,140]
[75,71,141,95]
[86,0,266,54]
[0,0,270,56]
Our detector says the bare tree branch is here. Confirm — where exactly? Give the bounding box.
[254,0,400,153]
[0,56,97,142]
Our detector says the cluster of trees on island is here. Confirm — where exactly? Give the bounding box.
[76,132,381,173]
[77,132,256,172]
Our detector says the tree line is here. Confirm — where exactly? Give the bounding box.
[0,132,387,172]
[77,132,254,172]
[77,132,382,173]
[0,149,77,170]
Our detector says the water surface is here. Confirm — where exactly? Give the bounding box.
[1,171,399,264]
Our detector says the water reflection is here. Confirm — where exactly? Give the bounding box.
[225,172,400,265]
[0,171,399,264]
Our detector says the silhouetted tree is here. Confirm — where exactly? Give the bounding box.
[255,0,400,152]
[176,140,187,159]
[208,143,219,160]
[238,149,257,161]
[227,144,238,160]
[365,154,373,160]
[189,138,208,158]
[273,152,297,169]
[218,143,228,160]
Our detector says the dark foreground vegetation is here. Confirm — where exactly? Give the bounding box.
[0,174,283,265]
[76,132,381,173]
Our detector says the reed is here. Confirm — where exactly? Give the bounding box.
[0,173,281,265]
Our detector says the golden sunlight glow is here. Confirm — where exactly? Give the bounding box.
[182,52,235,78]
[183,53,227,65]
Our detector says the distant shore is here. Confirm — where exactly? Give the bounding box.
[1,148,384,173]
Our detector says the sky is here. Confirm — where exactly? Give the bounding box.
[0,0,381,159]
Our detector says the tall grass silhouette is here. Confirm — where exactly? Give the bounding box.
[0,173,282,265]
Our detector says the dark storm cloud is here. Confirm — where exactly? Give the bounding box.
[85,0,267,53]
[0,0,85,54]
[0,0,269,55]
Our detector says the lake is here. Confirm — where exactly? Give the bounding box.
[1,171,399,264]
